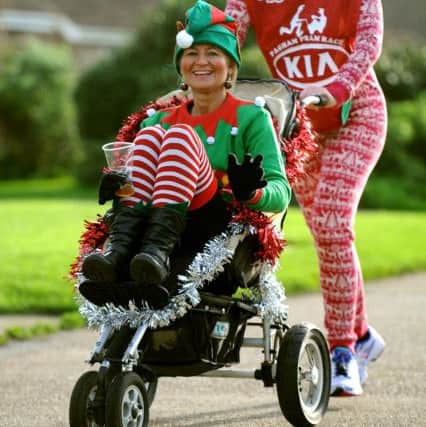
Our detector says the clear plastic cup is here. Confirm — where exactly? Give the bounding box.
[102,141,133,172]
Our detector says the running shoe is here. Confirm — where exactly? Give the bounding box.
[355,325,385,384]
[331,347,363,396]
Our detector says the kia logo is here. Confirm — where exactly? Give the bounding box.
[272,43,349,89]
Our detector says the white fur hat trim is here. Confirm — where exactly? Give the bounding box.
[176,30,194,49]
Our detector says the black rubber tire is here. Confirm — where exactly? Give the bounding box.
[105,372,149,427]
[144,377,158,407]
[69,370,101,427]
[276,323,331,426]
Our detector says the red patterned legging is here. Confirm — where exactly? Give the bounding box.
[292,83,387,352]
[121,124,217,210]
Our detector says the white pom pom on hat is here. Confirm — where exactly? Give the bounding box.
[176,29,194,49]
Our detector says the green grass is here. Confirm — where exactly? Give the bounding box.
[0,178,425,313]
[0,313,87,347]
[0,197,99,313]
[0,176,95,199]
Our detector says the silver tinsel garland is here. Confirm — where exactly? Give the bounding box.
[78,221,288,330]
[254,263,288,324]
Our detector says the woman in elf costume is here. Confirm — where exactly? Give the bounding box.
[79,1,291,312]
[225,0,386,396]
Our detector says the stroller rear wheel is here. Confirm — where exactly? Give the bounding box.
[276,323,330,426]
[105,372,149,427]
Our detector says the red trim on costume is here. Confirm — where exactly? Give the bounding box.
[189,178,218,211]
[211,7,227,24]
[220,21,238,34]
[162,92,250,137]
[246,188,263,205]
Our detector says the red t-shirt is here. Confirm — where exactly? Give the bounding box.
[230,0,362,131]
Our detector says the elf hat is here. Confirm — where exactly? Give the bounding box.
[174,0,241,72]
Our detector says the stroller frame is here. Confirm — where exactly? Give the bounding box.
[73,289,330,427]
[87,296,280,381]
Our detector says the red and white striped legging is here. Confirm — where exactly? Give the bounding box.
[121,124,217,210]
[292,82,387,352]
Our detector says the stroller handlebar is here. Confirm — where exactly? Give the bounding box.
[300,94,328,107]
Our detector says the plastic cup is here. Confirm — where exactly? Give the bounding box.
[102,141,133,172]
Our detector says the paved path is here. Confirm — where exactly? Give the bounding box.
[0,273,425,426]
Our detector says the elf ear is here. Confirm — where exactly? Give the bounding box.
[176,21,185,32]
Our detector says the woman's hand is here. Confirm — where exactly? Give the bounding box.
[227,153,267,202]
[98,170,131,205]
[300,86,336,109]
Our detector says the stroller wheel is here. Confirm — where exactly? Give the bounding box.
[276,323,331,426]
[105,372,149,427]
[143,377,158,407]
[69,370,102,427]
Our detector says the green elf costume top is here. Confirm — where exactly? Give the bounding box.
[142,0,291,214]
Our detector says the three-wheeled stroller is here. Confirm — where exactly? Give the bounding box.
[69,80,331,427]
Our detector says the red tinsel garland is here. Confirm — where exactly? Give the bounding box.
[69,203,284,282]
[273,102,319,186]
[69,215,109,280]
[231,203,286,264]
[115,96,186,143]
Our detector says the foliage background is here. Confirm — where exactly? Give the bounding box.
[0,40,81,179]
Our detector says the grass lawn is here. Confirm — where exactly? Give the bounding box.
[0,178,425,313]
[0,198,99,313]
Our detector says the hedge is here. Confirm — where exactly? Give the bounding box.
[0,39,81,179]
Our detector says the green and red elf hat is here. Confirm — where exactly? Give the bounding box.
[174,0,241,72]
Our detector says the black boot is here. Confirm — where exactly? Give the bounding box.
[130,205,186,308]
[82,206,144,282]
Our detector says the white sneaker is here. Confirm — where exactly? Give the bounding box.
[355,326,385,384]
[331,347,363,396]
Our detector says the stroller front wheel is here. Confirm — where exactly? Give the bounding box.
[276,323,331,426]
[105,372,149,427]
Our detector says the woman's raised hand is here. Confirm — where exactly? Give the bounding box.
[227,153,267,201]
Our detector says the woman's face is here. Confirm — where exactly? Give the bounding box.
[180,44,233,93]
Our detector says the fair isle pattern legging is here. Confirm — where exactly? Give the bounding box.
[121,124,216,210]
[291,82,387,351]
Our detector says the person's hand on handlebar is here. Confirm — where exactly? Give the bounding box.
[299,86,337,109]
